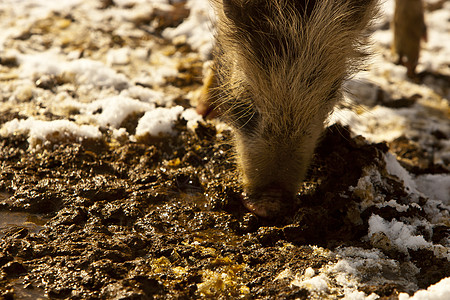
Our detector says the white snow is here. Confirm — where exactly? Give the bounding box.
[368,215,431,253]
[181,108,203,131]
[291,269,329,293]
[376,199,410,213]
[290,246,419,299]
[384,152,418,194]
[329,106,408,143]
[415,174,450,204]
[0,118,101,148]
[106,48,131,66]
[18,51,129,90]
[162,0,215,59]
[135,106,184,137]
[398,277,450,300]
[83,96,154,128]
[120,86,168,105]
[293,274,329,292]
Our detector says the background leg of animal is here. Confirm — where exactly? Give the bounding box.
[211,0,379,217]
[392,0,427,78]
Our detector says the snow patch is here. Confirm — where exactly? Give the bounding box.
[398,277,450,300]
[135,106,184,137]
[162,0,215,59]
[1,118,101,148]
[384,152,418,194]
[368,215,449,259]
[18,51,129,90]
[368,215,430,253]
[83,96,154,128]
[415,174,450,204]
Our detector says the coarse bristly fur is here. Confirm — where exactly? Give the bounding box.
[208,0,379,217]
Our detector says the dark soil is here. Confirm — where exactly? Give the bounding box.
[1,121,449,299]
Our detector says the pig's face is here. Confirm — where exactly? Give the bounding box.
[211,0,378,217]
[227,84,335,218]
[235,118,324,217]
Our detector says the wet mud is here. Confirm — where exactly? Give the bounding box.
[0,121,448,299]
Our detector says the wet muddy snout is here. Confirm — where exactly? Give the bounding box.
[242,183,296,218]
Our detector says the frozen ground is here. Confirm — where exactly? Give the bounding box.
[0,0,449,299]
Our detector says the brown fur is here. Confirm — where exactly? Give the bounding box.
[392,0,426,78]
[206,0,378,217]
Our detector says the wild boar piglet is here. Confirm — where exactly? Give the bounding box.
[201,0,378,217]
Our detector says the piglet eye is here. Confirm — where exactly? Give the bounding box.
[228,101,260,133]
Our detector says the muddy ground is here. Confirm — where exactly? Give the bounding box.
[1,121,449,299]
[0,1,449,299]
